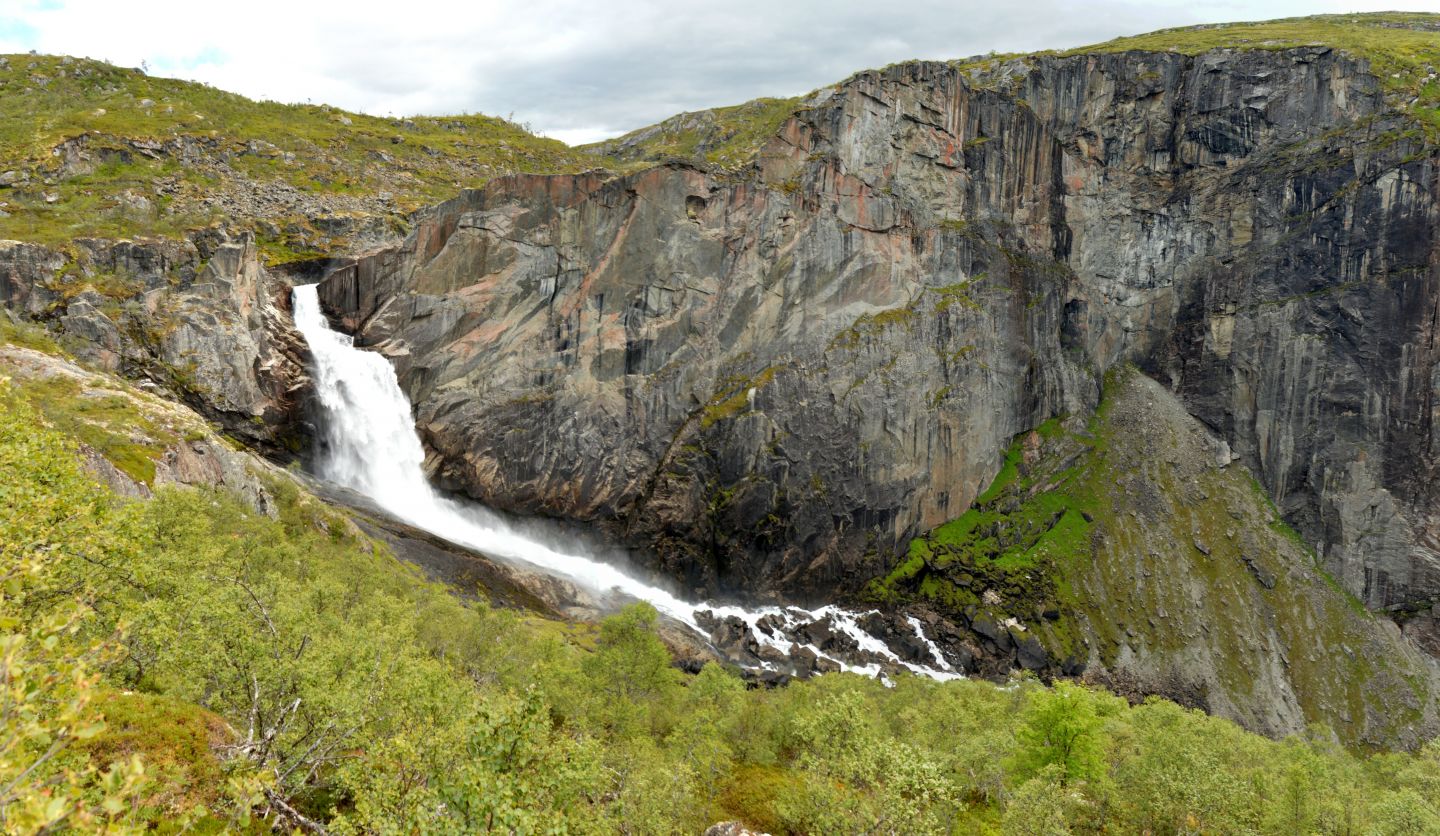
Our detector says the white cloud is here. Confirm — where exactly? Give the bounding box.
[0,0,1434,144]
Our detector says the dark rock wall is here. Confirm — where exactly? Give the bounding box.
[319,49,1439,629]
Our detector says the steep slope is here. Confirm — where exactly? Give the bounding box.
[0,230,308,452]
[874,369,1438,747]
[582,96,803,169]
[3,13,1440,745]
[311,15,1440,739]
[7,342,1440,831]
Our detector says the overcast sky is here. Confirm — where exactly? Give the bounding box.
[0,1,1434,145]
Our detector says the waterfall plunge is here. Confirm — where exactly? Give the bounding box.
[292,284,960,681]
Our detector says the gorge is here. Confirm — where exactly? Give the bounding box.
[5,10,1440,832]
[294,281,963,680]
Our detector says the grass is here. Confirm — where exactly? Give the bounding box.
[1,15,1434,256]
[4,373,176,483]
[1077,15,1440,131]
[0,313,65,354]
[867,416,1092,627]
[585,96,803,170]
[0,54,602,255]
[828,305,920,351]
[82,692,232,819]
[862,367,1440,746]
[701,365,782,428]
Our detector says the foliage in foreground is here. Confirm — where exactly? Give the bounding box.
[3,381,1440,834]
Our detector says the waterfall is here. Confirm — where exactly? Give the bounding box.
[292,284,961,681]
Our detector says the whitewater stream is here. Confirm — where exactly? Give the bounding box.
[292,284,961,681]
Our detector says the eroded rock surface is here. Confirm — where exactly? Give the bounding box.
[309,47,1440,741]
[319,49,1440,621]
[0,230,309,452]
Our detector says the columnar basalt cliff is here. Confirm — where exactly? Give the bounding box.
[312,45,1440,740]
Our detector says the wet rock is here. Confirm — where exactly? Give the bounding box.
[945,643,975,674]
[788,644,840,678]
[747,670,791,688]
[693,608,720,633]
[755,613,787,636]
[798,616,858,654]
[707,616,750,658]
[970,614,1003,646]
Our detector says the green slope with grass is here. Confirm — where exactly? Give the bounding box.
[5,299,1440,834]
[0,54,602,258]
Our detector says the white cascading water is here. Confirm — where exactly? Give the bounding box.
[293,284,961,681]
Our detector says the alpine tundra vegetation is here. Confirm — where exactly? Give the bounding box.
[4,10,1440,834]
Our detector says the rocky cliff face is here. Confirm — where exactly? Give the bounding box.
[0,229,308,452]
[6,34,1437,742]
[320,48,1439,614]
[311,45,1440,739]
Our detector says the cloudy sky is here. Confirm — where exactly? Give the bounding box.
[0,0,1433,144]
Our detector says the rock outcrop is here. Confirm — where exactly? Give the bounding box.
[319,49,1439,614]
[0,229,309,453]
[0,343,279,515]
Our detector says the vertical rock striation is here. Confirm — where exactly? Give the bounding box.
[320,48,1440,626]
[312,45,1440,739]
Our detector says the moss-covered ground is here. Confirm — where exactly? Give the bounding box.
[869,368,1438,748]
[584,96,804,170]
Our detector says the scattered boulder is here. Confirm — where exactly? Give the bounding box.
[705,822,771,836]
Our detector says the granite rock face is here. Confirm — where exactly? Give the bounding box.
[319,48,1440,628]
[0,230,309,452]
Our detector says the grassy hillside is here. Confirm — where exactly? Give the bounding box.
[0,54,602,258]
[1069,13,1440,128]
[599,12,1440,168]
[5,302,1440,833]
[8,302,1440,828]
[581,96,804,170]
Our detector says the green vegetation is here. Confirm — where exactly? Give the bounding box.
[5,372,182,483]
[828,304,919,351]
[5,367,1440,832]
[869,416,1092,632]
[585,97,803,170]
[1096,15,1440,131]
[0,312,64,354]
[701,365,782,428]
[3,14,1435,260]
[873,367,1439,748]
[933,278,983,313]
[955,14,1440,134]
[0,54,601,255]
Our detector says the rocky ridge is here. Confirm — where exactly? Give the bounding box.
[0,229,309,453]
